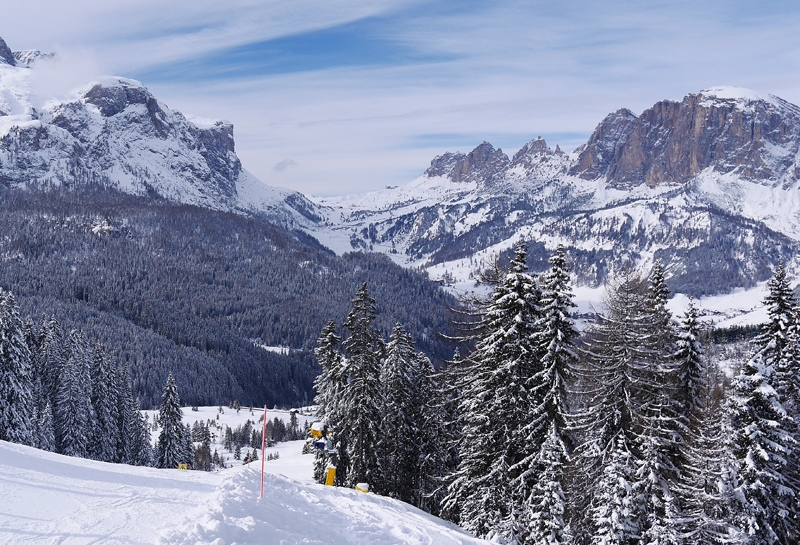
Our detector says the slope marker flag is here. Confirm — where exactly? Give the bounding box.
[260,405,267,498]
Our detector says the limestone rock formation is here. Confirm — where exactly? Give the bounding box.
[571,88,800,189]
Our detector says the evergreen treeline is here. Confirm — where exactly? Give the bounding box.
[0,289,153,465]
[0,185,458,408]
[0,300,235,472]
[313,248,800,545]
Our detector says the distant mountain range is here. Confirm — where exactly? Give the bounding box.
[312,87,800,296]
[2,34,799,301]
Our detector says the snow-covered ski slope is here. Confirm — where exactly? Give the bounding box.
[0,434,484,544]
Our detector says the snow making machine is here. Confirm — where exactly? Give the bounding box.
[310,422,337,486]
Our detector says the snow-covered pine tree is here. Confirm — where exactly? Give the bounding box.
[439,348,468,524]
[38,317,66,412]
[729,265,800,544]
[340,283,384,489]
[730,348,796,544]
[574,268,683,542]
[288,411,300,440]
[636,405,682,545]
[376,323,420,501]
[116,367,152,466]
[312,319,344,485]
[415,352,449,516]
[156,373,185,469]
[89,345,120,462]
[521,422,569,545]
[314,319,343,423]
[443,242,541,541]
[23,317,45,415]
[675,301,737,542]
[0,289,34,445]
[757,265,800,538]
[515,245,578,545]
[194,422,212,471]
[631,264,684,545]
[132,399,153,466]
[116,369,137,464]
[755,265,798,381]
[589,434,640,545]
[55,330,94,457]
[37,402,56,452]
[675,300,706,430]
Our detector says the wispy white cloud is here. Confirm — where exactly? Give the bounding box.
[4,1,800,195]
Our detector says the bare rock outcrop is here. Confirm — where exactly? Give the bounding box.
[571,89,800,189]
[0,36,15,66]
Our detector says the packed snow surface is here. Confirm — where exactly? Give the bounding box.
[0,408,485,545]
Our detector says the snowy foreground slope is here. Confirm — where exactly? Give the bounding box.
[0,439,484,544]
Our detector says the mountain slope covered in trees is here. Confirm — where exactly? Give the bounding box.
[0,186,458,408]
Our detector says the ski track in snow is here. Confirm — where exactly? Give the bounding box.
[0,433,485,544]
[0,440,220,544]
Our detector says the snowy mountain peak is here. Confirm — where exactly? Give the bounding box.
[699,86,779,106]
[423,141,510,185]
[569,88,800,189]
[12,49,57,66]
[0,37,321,229]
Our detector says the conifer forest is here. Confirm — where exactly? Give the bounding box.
[311,245,800,545]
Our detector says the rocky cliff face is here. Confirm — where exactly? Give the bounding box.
[570,88,800,189]
[0,37,14,66]
[425,141,511,184]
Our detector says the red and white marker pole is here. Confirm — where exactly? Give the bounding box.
[260,405,267,499]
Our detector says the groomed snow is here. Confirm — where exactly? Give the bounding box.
[0,407,487,544]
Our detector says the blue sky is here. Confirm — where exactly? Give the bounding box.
[4,0,800,195]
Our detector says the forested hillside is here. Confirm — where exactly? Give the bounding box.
[0,186,458,408]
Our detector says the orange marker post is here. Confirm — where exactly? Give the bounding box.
[260,405,267,498]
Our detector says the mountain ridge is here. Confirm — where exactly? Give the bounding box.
[311,86,800,296]
[0,33,797,298]
[0,41,318,231]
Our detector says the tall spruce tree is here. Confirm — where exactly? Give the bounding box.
[575,268,683,543]
[674,301,735,542]
[516,245,577,545]
[24,318,45,416]
[340,283,383,488]
[89,346,120,462]
[731,350,795,544]
[37,402,56,452]
[443,242,541,541]
[0,289,34,445]
[55,330,94,457]
[156,373,185,469]
[414,352,449,515]
[131,398,153,466]
[312,319,345,485]
[439,348,467,524]
[39,317,66,413]
[376,323,420,500]
[181,423,195,469]
[730,265,799,544]
[522,422,569,545]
